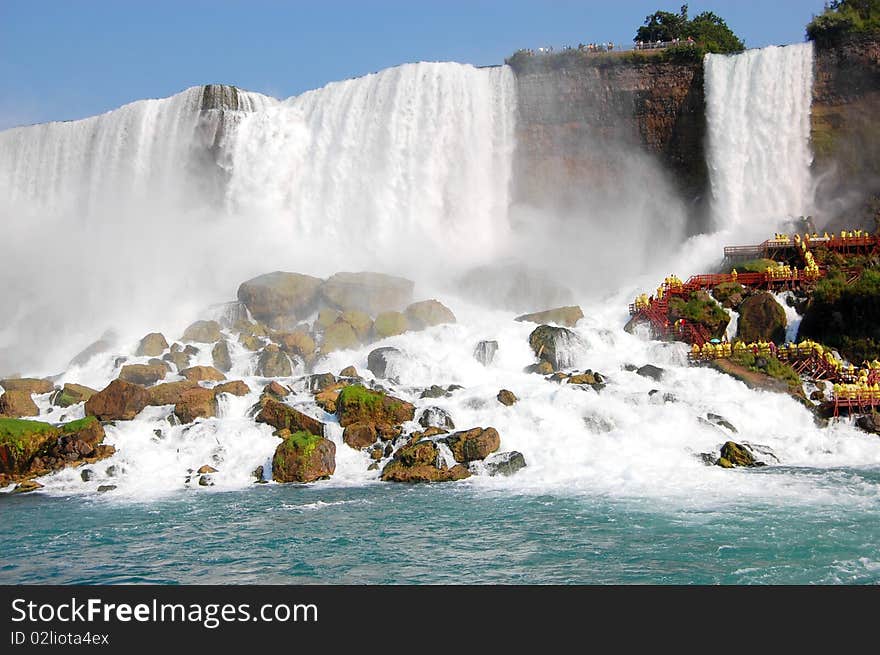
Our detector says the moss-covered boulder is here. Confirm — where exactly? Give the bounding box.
[711,282,746,309]
[174,387,218,423]
[321,322,360,354]
[320,272,414,315]
[180,366,226,383]
[528,325,581,370]
[211,340,232,373]
[515,305,584,328]
[442,427,501,463]
[214,380,250,396]
[336,385,415,428]
[51,383,97,408]
[667,291,729,338]
[339,311,373,342]
[146,381,199,406]
[380,439,470,483]
[136,332,169,357]
[736,292,786,343]
[0,378,54,395]
[404,300,456,330]
[256,345,292,378]
[182,320,222,343]
[85,379,150,421]
[119,363,168,386]
[272,430,335,483]
[255,397,324,437]
[373,312,409,339]
[716,441,759,468]
[0,390,39,418]
[0,418,57,477]
[237,271,323,325]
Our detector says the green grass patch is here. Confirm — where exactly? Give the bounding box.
[730,351,802,389]
[0,418,57,455]
[731,258,777,274]
[59,416,98,434]
[338,385,384,410]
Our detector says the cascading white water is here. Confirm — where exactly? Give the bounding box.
[705,43,814,230]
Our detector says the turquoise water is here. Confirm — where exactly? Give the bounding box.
[3,467,880,585]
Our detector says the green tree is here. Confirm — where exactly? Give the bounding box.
[807,0,880,45]
[634,4,744,54]
[636,5,689,43]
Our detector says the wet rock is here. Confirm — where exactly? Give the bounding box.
[370,446,384,460]
[0,390,38,417]
[636,365,665,381]
[373,311,409,339]
[314,383,348,414]
[272,431,336,483]
[119,363,167,386]
[105,465,119,477]
[442,427,501,463]
[736,292,786,344]
[180,366,226,383]
[136,332,169,357]
[12,480,44,494]
[380,440,470,483]
[275,331,316,361]
[339,366,359,378]
[648,389,677,403]
[147,381,199,406]
[525,361,555,376]
[256,397,325,437]
[214,301,252,329]
[214,380,251,396]
[484,451,527,477]
[420,385,450,399]
[85,379,150,421]
[314,308,341,332]
[80,468,96,482]
[339,311,373,342]
[404,300,456,330]
[0,419,56,476]
[237,271,323,325]
[173,387,218,423]
[0,378,54,395]
[716,441,758,468]
[497,389,518,406]
[212,340,232,373]
[183,345,200,356]
[263,381,290,399]
[336,385,415,428]
[197,464,218,474]
[182,320,222,343]
[515,305,584,328]
[163,351,192,371]
[198,475,213,487]
[367,461,380,471]
[528,325,581,370]
[856,413,880,435]
[473,340,498,366]
[706,413,738,433]
[307,373,337,392]
[810,390,825,401]
[239,333,263,352]
[343,422,377,449]
[697,452,717,466]
[256,345,292,378]
[367,347,402,379]
[252,465,264,481]
[97,484,117,493]
[321,322,359,353]
[418,407,455,430]
[320,272,414,315]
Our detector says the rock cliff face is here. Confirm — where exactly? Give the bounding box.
[811,35,880,231]
[509,55,708,231]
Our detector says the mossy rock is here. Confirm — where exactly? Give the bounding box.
[711,282,746,309]
[256,397,325,437]
[380,440,471,483]
[51,383,97,408]
[336,385,415,427]
[736,292,786,343]
[373,312,409,339]
[0,418,58,475]
[237,271,323,325]
[272,430,336,483]
[667,291,729,338]
[716,441,757,468]
[321,322,360,354]
[339,311,373,342]
[314,309,341,332]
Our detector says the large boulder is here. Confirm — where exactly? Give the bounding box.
[528,325,582,370]
[473,340,498,366]
[0,390,38,418]
[484,451,527,477]
[336,385,415,428]
[255,397,325,437]
[180,366,226,382]
[736,292,787,343]
[667,291,730,339]
[174,387,218,423]
[418,406,455,430]
[321,322,360,354]
[237,271,323,325]
[272,430,336,483]
[442,427,501,463]
[256,345,292,378]
[214,380,251,396]
[372,312,409,339]
[380,440,470,483]
[275,331,316,360]
[51,383,97,408]
[119,363,167,386]
[0,378,54,395]
[163,350,192,371]
[711,282,746,310]
[212,341,232,373]
[85,379,150,421]
[0,418,57,478]
[367,347,402,379]
[136,333,169,357]
[404,300,456,330]
[339,311,373,342]
[636,365,665,382]
[320,272,414,314]
[716,441,759,468]
[147,381,200,406]
[314,309,340,332]
[342,422,377,449]
[515,305,584,328]
[182,320,222,343]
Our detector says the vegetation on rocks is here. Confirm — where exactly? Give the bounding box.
[272,430,335,483]
[667,290,729,337]
[807,0,880,47]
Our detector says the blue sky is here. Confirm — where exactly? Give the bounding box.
[0,0,828,129]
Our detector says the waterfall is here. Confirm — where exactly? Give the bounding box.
[704,43,814,230]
